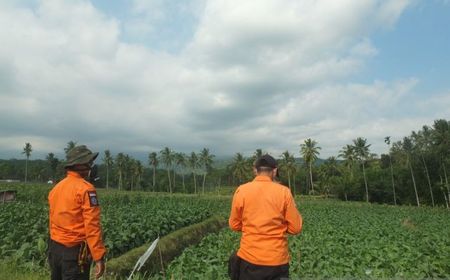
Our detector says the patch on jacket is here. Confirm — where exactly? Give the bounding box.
[88,191,99,207]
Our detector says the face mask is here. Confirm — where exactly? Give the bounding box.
[88,164,100,184]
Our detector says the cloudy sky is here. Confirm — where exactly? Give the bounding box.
[0,0,449,161]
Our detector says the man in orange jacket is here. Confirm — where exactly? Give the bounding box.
[229,154,303,279]
[48,145,106,280]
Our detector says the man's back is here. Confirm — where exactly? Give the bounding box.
[229,175,302,266]
[48,171,105,261]
[49,171,92,244]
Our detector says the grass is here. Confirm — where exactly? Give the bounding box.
[106,216,227,278]
[0,259,49,280]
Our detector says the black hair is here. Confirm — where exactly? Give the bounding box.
[66,164,91,171]
[256,166,275,173]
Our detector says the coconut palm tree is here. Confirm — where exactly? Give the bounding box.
[289,160,298,195]
[252,149,263,163]
[172,152,178,191]
[322,156,339,177]
[432,119,450,202]
[229,153,250,185]
[300,138,321,194]
[174,153,187,193]
[287,152,297,192]
[403,137,420,206]
[352,137,371,202]
[339,144,357,201]
[103,150,113,189]
[128,158,136,191]
[412,128,435,206]
[432,119,450,156]
[188,152,200,194]
[115,153,125,190]
[199,148,215,194]
[160,147,174,193]
[64,141,77,159]
[339,144,355,175]
[318,156,340,197]
[279,151,296,191]
[133,160,143,190]
[46,152,59,181]
[22,142,32,183]
[384,136,397,205]
[148,152,158,190]
[122,154,133,190]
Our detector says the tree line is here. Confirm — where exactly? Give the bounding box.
[1,119,449,207]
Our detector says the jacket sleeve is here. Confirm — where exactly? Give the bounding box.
[285,190,302,235]
[229,188,243,231]
[81,187,106,261]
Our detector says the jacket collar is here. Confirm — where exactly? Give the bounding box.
[67,170,83,179]
[253,175,272,182]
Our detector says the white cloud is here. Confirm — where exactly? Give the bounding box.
[375,0,411,28]
[351,39,378,57]
[131,0,166,19]
[123,0,205,48]
[2,0,448,160]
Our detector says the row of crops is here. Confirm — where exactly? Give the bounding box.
[2,183,450,278]
[0,184,230,270]
[149,200,450,279]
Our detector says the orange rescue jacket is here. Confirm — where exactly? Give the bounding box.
[48,171,106,261]
[229,175,302,266]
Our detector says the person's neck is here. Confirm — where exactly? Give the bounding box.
[67,170,89,179]
[257,173,273,180]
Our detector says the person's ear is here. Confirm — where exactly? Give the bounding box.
[273,168,278,178]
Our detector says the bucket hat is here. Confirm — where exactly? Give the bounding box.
[65,145,98,168]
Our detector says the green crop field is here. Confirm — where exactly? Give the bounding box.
[0,184,229,268]
[1,183,450,279]
[149,200,450,279]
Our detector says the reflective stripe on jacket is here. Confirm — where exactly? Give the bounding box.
[48,171,106,261]
[229,175,302,266]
